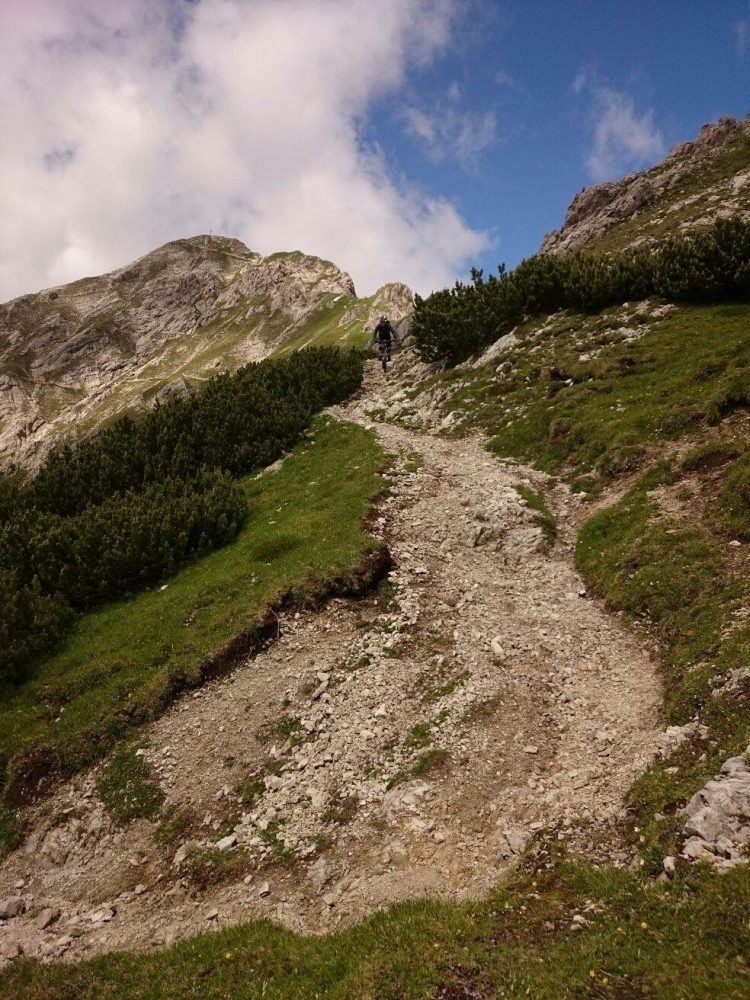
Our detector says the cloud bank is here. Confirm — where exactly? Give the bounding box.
[573,73,664,182]
[0,0,490,301]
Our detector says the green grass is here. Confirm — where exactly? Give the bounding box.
[403,722,432,750]
[576,468,750,867]
[258,714,305,748]
[421,670,470,705]
[96,746,165,825]
[239,777,265,809]
[718,452,750,540]
[5,858,749,998]
[273,295,368,354]
[258,819,298,867]
[182,844,251,889]
[430,302,750,491]
[0,417,385,805]
[515,483,557,542]
[153,805,193,846]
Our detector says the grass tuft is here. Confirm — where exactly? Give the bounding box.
[96,747,165,826]
[514,483,557,542]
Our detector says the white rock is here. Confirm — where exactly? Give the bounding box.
[216,834,238,853]
[490,638,505,658]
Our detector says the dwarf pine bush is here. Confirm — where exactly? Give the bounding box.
[413,217,750,364]
[0,347,363,683]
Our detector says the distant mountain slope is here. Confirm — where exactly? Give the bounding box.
[541,115,750,255]
[0,235,412,468]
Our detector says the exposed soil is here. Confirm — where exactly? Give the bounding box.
[0,360,663,964]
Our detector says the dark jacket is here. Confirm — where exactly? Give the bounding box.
[373,319,396,343]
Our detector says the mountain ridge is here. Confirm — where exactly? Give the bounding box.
[0,235,412,469]
[541,114,750,255]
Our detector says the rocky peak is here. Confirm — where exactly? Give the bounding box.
[541,115,750,256]
[0,239,412,470]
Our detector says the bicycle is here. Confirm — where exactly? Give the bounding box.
[376,340,392,373]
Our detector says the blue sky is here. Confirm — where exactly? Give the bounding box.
[371,0,750,277]
[1,0,748,301]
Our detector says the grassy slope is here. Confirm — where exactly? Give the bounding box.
[577,469,750,869]
[273,294,370,354]
[0,418,385,798]
[60,300,370,439]
[431,302,750,492]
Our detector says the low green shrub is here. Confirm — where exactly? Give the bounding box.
[0,348,364,685]
[413,217,750,365]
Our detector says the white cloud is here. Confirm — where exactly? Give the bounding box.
[737,19,750,60]
[494,67,516,88]
[0,0,489,301]
[574,76,665,181]
[399,85,497,167]
[571,69,588,95]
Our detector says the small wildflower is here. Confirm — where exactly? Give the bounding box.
[224,952,233,960]
[641,921,649,929]
[602,977,609,985]
[589,970,596,978]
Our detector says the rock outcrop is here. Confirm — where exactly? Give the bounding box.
[541,116,750,255]
[680,747,750,870]
[0,236,412,469]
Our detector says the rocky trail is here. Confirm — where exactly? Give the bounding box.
[0,359,664,965]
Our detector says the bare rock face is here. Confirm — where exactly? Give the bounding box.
[0,237,412,469]
[541,116,750,255]
[680,746,750,870]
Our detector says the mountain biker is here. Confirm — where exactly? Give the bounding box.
[371,316,399,367]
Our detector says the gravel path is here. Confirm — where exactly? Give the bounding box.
[0,362,662,964]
